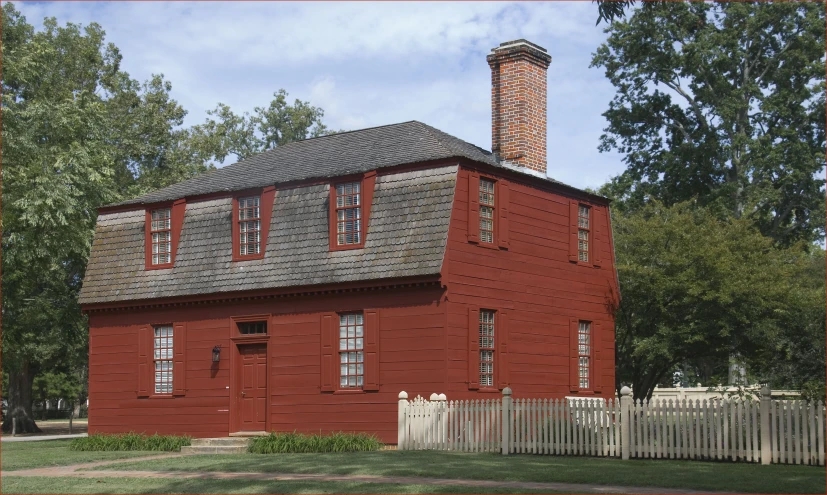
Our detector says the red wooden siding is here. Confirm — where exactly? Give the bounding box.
[442,165,616,400]
[87,286,446,442]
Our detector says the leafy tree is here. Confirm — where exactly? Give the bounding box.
[611,201,810,401]
[746,246,826,397]
[2,5,119,433]
[33,372,82,421]
[1,5,337,433]
[0,5,196,433]
[594,0,637,25]
[592,1,826,245]
[186,89,333,166]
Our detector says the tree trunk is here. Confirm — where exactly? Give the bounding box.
[42,399,47,421]
[1,363,42,434]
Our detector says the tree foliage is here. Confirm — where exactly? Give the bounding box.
[185,90,333,167]
[592,1,826,245]
[611,201,813,401]
[1,4,336,432]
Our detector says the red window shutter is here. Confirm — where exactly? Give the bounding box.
[363,310,380,391]
[496,311,509,389]
[259,186,276,256]
[172,323,186,396]
[569,201,578,262]
[137,326,151,398]
[467,173,480,243]
[362,172,377,244]
[569,318,579,392]
[497,182,510,250]
[320,314,335,392]
[593,207,603,267]
[593,322,603,394]
[170,199,186,264]
[468,308,480,390]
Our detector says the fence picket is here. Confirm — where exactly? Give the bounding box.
[745,400,752,462]
[668,399,675,459]
[818,401,825,467]
[544,398,550,455]
[588,399,595,456]
[808,401,815,465]
[771,400,779,464]
[642,399,650,458]
[399,391,827,466]
[750,399,756,462]
[791,400,799,464]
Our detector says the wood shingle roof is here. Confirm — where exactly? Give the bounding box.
[79,166,457,305]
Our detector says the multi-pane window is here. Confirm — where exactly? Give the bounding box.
[578,321,591,389]
[153,326,173,394]
[335,182,361,245]
[577,205,590,262]
[479,179,495,243]
[479,310,496,387]
[238,196,261,256]
[238,321,267,335]
[150,208,172,265]
[339,313,364,388]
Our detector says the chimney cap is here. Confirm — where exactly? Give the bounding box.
[492,39,548,54]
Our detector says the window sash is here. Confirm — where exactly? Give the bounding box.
[238,196,262,256]
[479,310,495,387]
[153,326,174,394]
[577,321,591,389]
[479,179,495,244]
[577,205,590,262]
[150,209,172,265]
[335,182,362,246]
[338,313,364,388]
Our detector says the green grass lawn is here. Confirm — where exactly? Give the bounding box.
[89,450,826,494]
[0,478,561,495]
[0,439,165,471]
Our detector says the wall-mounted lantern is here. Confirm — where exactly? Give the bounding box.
[212,345,221,363]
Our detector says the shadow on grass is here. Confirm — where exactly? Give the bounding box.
[87,450,826,494]
[0,477,566,494]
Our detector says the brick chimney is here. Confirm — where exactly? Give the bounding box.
[487,39,552,175]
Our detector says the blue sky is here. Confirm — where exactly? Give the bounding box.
[15,1,625,191]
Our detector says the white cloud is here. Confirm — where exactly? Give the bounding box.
[13,1,625,190]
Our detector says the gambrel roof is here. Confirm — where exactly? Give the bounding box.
[112,121,501,207]
[79,165,457,305]
[80,121,588,306]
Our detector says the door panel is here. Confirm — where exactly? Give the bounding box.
[237,343,267,431]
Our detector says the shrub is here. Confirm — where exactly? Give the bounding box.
[69,432,191,452]
[249,431,382,454]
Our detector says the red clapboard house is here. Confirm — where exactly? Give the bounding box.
[79,39,619,442]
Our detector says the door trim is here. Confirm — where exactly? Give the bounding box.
[229,340,270,434]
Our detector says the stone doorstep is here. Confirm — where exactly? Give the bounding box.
[229,431,268,437]
[180,445,248,455]
[183,437,252,454]
[190,438,251,447]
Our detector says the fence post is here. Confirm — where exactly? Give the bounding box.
[398,391,408,450]
[502,387,512,455]
[620,386,632,460]
[760,385,771,465]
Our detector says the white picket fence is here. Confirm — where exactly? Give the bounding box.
[397,388,826,466]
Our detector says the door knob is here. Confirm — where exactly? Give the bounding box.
[241,391,246,397]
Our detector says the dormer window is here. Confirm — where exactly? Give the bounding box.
[232,187,275,262]
[335,182,361,246]
[145,201,185,270]
[150,208,172,265]
[238,196,261,256]
[328,172,376,252]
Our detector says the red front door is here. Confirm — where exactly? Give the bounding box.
[237,344,267,431]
